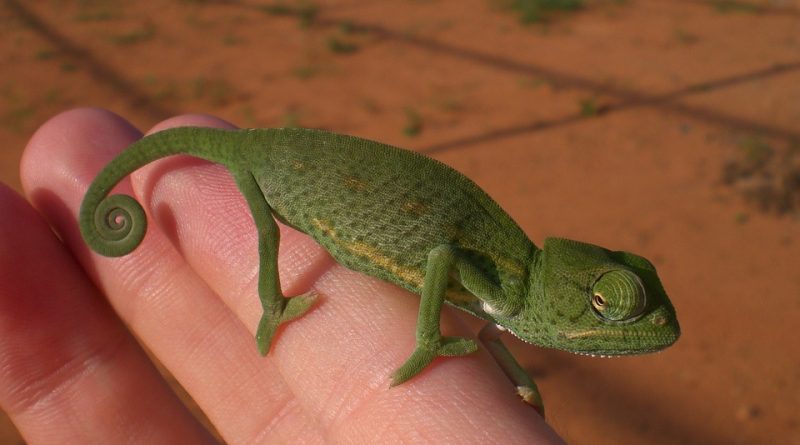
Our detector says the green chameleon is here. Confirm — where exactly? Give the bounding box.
[80,127,680,416]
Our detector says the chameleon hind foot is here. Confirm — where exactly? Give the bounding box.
[390,336,478,386]
[256,291,319,355]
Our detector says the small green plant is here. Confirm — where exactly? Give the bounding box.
[327,36,359,54]
[403,108,423,137]
[259,1,318,27]
[111,23,156,45]
[497,0,584,24]
[74,0,122,22]
[579,97,599,117]
[222,32,244,46]
[44,88,63,105]
[260,3,293,15]
[711,0,760,13]
[739,136,772,163]
[60,62,78,72]
[35,49,56,60]
[292,64,320,79]
[722,136,800,215]
[734,212,749,224]
[437,97,464,113]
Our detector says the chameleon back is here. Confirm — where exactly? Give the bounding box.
[245,128,535,296]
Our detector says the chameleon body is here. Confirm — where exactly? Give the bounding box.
[80,127,680,414]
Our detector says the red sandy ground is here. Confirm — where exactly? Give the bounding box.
[1,1,799,444]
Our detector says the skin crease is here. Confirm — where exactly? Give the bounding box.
[0,108,566,444]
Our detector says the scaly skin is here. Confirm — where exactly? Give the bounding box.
[80,126,680,415]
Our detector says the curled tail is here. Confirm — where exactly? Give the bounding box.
[79,126,247,257]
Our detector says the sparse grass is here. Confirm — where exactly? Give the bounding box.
[292,64,320,79]
[44,88,63,105]
[259,3,294,15]
[60,62,78,72]
[74,0,123,22]
[297,2,319,27]
[710,0,761,13]
[111,23,156,45]
[327,36,359,54]
[738,136,773,166]
[339,21,356,34]
[259,1,319,27]
[403,108,423,137]
[222,33,244,46]
[326,16,367,54]
[579,97,599,117]
[35,49,56,60]
[437,97,465,113]
[722,136,800,216]
[495,0,584,24]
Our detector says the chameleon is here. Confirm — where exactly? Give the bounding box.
[80,126,680,415]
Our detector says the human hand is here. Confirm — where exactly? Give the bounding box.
[0,108,565,444]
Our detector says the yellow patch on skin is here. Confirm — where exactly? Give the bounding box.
[310,218,336,238]
[345,240,424,286]
[445,289,477,304]
[491,255,525,278]
[291,160,305,171]
[344,177,368,191]
[310,217,423,286]
[401,201,426,215]
[561,329,627,339]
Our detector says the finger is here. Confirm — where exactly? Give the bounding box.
[0,183,216,444]
[21,108,326,444]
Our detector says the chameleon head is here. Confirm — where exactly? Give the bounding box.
[499,237,680,356]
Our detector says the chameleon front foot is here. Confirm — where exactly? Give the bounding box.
[390,336,478,386]
[256,291,319,355]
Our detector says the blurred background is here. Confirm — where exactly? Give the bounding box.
[1,0,799,443]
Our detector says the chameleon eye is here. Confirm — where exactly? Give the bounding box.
[591,270,646,321]
[592,293,606,309]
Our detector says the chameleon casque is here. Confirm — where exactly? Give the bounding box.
[80,127,680,415]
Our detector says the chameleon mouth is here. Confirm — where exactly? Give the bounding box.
[558,326,679,355]
[561,329,625,339]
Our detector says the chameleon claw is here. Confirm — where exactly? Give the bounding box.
[256,291,319,355]
[438,336,478,356]
[280,291,319,322]
[517,386,545,418]
[390,336,478,386]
